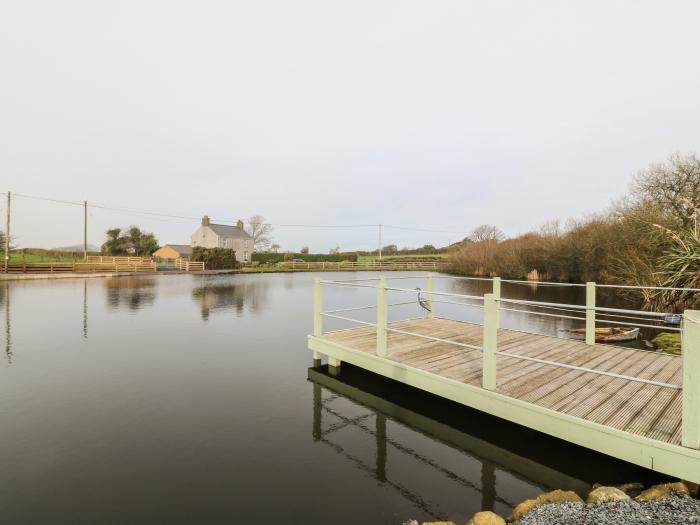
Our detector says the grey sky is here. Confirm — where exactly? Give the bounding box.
[1,1,699,252]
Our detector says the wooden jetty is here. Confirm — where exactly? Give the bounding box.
[307,275,700,483]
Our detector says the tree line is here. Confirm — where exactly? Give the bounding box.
[450,153,700,311]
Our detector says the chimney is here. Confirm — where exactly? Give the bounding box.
[236,219,244,230]
[202,215,210,226]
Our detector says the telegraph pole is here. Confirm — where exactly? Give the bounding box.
[4,191,10,273]
[378,223,382,261]
[83,200,87,260]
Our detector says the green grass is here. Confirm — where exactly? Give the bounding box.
[9,253,84,263]
[651,332,682,355]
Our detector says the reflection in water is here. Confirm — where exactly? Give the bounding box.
[83,280,88,339]
[104,277,157,311]
[310,369,524,519]
[192,278,269,320]
[309,364,660,521]
[3,282,11,363]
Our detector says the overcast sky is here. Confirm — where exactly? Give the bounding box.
[1,1,699,251]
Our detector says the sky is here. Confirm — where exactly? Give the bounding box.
[1,0,699,252]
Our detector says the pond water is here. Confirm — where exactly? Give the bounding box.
[0,273,666,524]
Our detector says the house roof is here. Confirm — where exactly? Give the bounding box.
[163,244,193,256]
[208,223,252,240]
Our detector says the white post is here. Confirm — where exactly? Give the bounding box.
[586,282,596,346]
[376,276,388,357]
[682,310,700,449]
[426,274,434,319]
[313,278,323,337]
[492,277,501,328]
[482,293,498,390]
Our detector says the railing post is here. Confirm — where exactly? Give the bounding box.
[586,282,596,345]
[426,274,434,319]
[492,277,501,328]
[376,276,388,357]
[313,278,323,337]
[482,293,498,390]
[682,310,700,449]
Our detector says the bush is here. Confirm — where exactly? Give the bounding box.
[191,247,238,270]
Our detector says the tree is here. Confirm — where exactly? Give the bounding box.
[469,224,505,243]
[329,245,340,254]
[632,152,700,230]
[300,246,309,254]
[101,226,159,256]
[245,216,274,251]
[270,244,280,253]
[381,244,398,254]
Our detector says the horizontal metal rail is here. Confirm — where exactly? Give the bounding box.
[321,313,376,327]
[432,299,484,309]
[594,317,683,331]
[384,327,483,351]
[495,350,682,389]
[500,307,586,322]
[325,301,418,314]
[385,286,485,301]
[596,283,700,292]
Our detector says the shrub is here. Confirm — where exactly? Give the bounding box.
[191,247,238,270]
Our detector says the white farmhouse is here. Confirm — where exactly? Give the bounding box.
[191,215,253,263]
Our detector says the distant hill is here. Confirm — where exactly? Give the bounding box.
[52,244,101,252]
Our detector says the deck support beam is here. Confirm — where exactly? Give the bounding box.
[683,310,700,449]
[314,278,323,337]
[585,282,596,346]
[376,276,388,357]
[482,293,497,390]
[426,274,434,319]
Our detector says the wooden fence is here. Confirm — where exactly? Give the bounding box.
[273,260,449,271]
[86,256,154,264]
[4,261,157,273]
[175,259,205,272]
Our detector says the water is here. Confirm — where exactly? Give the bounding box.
[0,273,664,524]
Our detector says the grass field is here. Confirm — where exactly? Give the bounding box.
[9,253,86,263]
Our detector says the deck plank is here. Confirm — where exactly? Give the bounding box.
[319,317,683,445]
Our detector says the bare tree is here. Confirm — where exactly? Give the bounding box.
[270,243,280,253]
[632,152,700,230]
[300,246,309,254]
[245,216,274,251]
[469,224,505,242]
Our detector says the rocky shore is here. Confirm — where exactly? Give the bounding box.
[405,481,700,525]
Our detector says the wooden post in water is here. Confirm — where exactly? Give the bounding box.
[586,282,596,346]
[682,310,700,449]
[313,278,323,364]
[376,276,388,357]
[482,293,498,390]
[426,274,434,319]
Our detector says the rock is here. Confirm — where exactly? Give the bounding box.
[421,522,455,525]
[507,490,583,521]
[615,482,645,498]
[636,482,689,502]
[466,511,506,525]
[587,486,630,503]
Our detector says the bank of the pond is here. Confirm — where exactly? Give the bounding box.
[410,481,699,525]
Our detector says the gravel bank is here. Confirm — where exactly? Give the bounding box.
[519,494,700,525]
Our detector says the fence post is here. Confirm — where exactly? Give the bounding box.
[377,276,388,357]
[492,277,501,328]
[426,274,434,319]
[586,282,596,345]
[682,310,700,449]
[482,293,498,390]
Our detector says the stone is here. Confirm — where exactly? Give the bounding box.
[587,486,631,504]
[615,482,645,498]
[466,511,506,525]
[635,482,689,502]
[507,490,583,521]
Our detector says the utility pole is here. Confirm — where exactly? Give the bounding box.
[83,200,88,260]
[378,223,382,261]
[4,191,10,273]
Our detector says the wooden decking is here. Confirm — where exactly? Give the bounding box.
[321,318,682,446]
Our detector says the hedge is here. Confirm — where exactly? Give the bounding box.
[252,252,358,263]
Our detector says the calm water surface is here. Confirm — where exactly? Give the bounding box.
[0,273,662,524]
